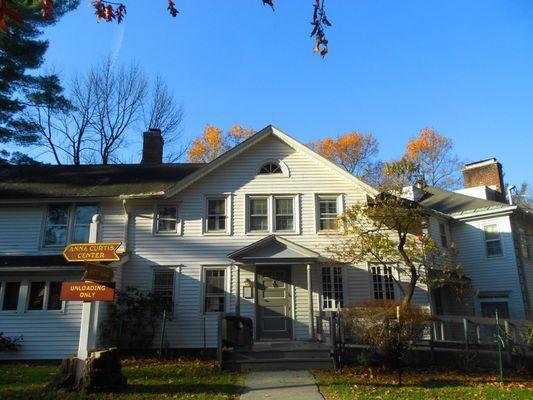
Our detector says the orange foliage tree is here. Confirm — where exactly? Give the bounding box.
[1,1,331,56]
[310,130,379,179]
[188,124,255,163]
[404,127,462,189]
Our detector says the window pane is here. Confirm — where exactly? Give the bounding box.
[157,206,178,233]
[205,297,225,312]
[320,199,337,214]
[206,270,225,294]
[44,226,68,246]
[250,198,267,215]
[208,199,225,215]
[158,206,177,220]
[72,226,90,243]
[439,223,448,248]
[487,240,502,256]
[250,216,268,231]
[47,205,69,225]
[75,205,97,226]
[153,270,174,313]
[484,225,499,241]
[208,216,225,231]
[28,281,46,310]
[259,163,282,174]
[2,282,20,311]
[320,218,337,231]
[275,198,293,215]
[47,282,63,310]
[481,302,509,319]
[276,216,293,231]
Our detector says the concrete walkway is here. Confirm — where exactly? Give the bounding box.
[240,370,324,400]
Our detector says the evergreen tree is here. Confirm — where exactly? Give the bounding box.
[0,0,78,164]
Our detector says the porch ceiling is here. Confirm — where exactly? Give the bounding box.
[228,235,320,264]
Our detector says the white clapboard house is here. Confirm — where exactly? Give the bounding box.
[0,126,531,361]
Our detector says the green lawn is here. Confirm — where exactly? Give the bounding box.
[0,358,243,399]
[316,366,533,400]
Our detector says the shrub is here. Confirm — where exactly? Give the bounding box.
[0,332,22,352]
[342,301,433,384]
[100,287,166,350]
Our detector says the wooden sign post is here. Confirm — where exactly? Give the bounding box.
[61,214,122,383]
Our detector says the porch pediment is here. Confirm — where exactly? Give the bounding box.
[228,235,320,263]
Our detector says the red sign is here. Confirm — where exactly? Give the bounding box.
[60,282,116,302]
[63,242,122,262]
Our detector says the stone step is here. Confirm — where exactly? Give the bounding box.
[223,357,334,372]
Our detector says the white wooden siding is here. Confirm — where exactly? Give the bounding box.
[451,215,525,318]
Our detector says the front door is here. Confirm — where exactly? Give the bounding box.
[256,265,292,340]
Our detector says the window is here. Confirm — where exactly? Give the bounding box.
[153,269,175,313]
[44,205,70,247]
[371,265,395,300]
[322,267,344,309]
[246,195,298,234]
[318,196,339,231]
[206,198,227,233]
[155,205,178,234]
[204,268,226,313]
[1,282,20,311]
[481,301,509,319]
[518,228,530,259]
[484,224,502,256]
[27,281,63,311]
[249,197,268,232]
[259,162,282,175]
[43,204,97,247]
[275,197,294,232]
[439,222,448,248]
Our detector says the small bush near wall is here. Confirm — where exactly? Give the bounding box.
[100,288,165,351]
[342,301,433,384]
[0,332,22,352]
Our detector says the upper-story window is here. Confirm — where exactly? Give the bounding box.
[484,224,503,257]
[439,222,448,248]
[43,204,97,247]
[205,196,228,234]
[318,195,340,231]
[259,162,282,174]
[246,195,298,234]
[155,205,179,234]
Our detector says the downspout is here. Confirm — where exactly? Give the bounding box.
[122,199,130,252]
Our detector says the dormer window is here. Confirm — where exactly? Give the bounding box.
[259,162,282,175]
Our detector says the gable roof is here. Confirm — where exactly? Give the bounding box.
[164,125,378,198]
[228,235,320,263]
[0,163,203,200]
[420,186,514,217]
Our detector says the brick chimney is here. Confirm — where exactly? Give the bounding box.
[141,129,164,164]
[462,158,505,202]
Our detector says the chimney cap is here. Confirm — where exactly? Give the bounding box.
[463,158,499,171]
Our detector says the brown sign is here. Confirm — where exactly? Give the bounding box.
[82,263,115,283]
[60,282,116,302]
[63,242,122,262]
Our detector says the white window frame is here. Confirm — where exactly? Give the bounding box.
[201,266,230,314]
[255,159,290,177]
[370,264,396,301]
[153,204,180,235]
[248,196,270,233]
[482,223,503,257]
[204,195,232,235]
[315,194,344,233]
[152,267,177,316]
[245,194,300,235]
[439,222,448,248]
[25,280,65,313]
[41,203,99,249]
[321,266,345,310]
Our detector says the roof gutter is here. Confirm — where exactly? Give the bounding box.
[122,199,130,253]
[452,205,517,221]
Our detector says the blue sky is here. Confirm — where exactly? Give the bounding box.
[24,1,533,185]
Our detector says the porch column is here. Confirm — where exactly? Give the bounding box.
[235,264,240,317]
[307,264,315,340]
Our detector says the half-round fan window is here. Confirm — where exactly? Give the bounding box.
[259,162,282,175]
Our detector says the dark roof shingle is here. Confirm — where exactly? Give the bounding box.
[0,163,204,199]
